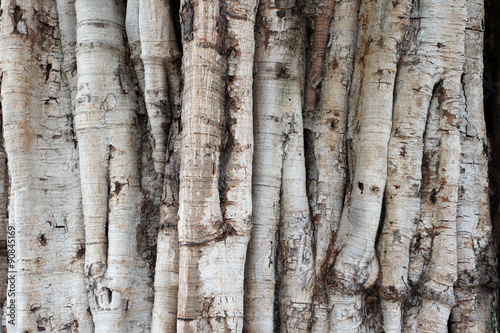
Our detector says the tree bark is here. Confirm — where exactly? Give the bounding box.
[0,0,498,332]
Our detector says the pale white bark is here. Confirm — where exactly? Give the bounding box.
[152,124,181,333]
[176,1,226,329]
[177,0,255,331]
[56,0,77,99]
[139,0,180,175]
[0,1,92,332]
[1,6,39,323]
[126,0,145,92]
[141,1,183,331]
[377,1,453,328]
[277,12,315,330]
[304,0,359,330]
[75,0,153,331]
[451,1,495,331]
[328,0,411,330]
[405,81,443,332]
[0,1,497,331]
[218,0,257,330]
[396,1,467,331]
[244,1,310,331]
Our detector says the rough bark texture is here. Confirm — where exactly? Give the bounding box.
[0,0,498,332]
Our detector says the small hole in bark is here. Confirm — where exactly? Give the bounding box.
[38,234,47,246]
[358,182,364,193]
[76,245,85,259]
[430,189,437,203]
[12,6,23,30]
[103,287,112,303]
[400,145,406,156]
[45,63,52,82]
[432,80,444,96]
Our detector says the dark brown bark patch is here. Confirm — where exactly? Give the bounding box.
[358,182,364,193]
[181,1,194,42]
[10,5,23,33]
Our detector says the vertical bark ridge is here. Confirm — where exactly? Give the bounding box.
[326,0,411,330]
[304,0,360,330]
[177,0,251,330]
[144,0,183,330]
[152,122,181,333]
[125,0,145,93]
[216,0,258,331]
[405,79,443,332]
[378,62,435,333]
[377,1,449,329]
[244,0,308,331]
[1,5,39,327]
[75,0,153,330]
[303,0,335,113]
[415,78,462,333]
[139,0,181,175]
[277,4,315,329]
[451,0,497,331]
[0,0,93,331]
[279,110,316,332]
[391,1,467,331]
[55,0,77,101]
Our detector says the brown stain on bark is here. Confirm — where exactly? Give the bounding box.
[312,214,321,225]
[114,181,123,195]
[215,7,228,55]
[442,108,457,126]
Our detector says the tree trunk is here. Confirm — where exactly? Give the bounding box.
[0,0,498,332]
